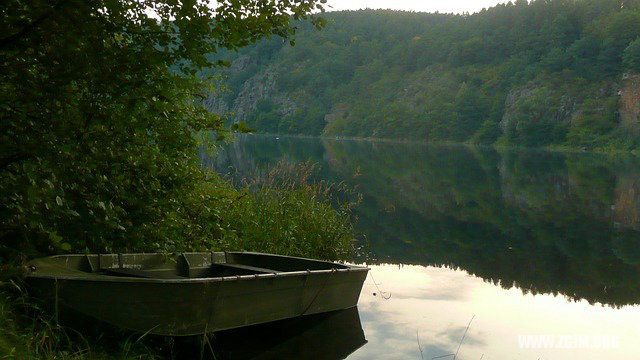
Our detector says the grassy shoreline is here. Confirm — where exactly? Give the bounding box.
[0,162,358,359]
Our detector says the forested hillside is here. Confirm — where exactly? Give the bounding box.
[206,0,640,150]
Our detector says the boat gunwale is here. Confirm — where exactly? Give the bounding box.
[25,251,370,284]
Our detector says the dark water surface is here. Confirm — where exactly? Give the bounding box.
[206,135,640,359]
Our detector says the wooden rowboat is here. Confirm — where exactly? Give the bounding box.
[25,252,369,336]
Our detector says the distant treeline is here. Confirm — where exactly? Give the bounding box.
[210,0,640,150]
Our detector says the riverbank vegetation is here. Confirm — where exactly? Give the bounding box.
[0,0,358,358]
[0,162,357,358]
[211,0,640,151]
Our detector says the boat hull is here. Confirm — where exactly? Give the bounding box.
[26,252,368,336]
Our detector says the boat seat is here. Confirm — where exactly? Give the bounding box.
[99,268,185,279]
[213,263,278,274]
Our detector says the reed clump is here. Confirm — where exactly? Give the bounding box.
[215,160,360,260]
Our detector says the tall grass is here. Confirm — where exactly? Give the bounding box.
[0,271,184,359]
[0,281,90,359]
[216,160,360,260]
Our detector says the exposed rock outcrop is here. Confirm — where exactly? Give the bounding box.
[501,87,577,135]
[499,87,535,133]
[203,56,297,123]
[202,90,229,116]
[619,73,640,128]
[499,80,624,137]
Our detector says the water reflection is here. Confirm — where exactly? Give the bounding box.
[210,136,640,307]
[355,265,640,360]
[207,307,366,360]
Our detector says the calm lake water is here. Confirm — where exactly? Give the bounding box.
[206,135,640,359]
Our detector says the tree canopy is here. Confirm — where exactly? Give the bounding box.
[0,0,325,258]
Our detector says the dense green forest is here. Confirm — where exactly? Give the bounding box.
[209,0,640,150]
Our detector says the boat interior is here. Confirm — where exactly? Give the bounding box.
[33,252,351,279]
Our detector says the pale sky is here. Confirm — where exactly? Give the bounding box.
[325,0,510,14]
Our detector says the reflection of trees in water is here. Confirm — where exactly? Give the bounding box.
[614,176,640,230]
[211,135,640,307]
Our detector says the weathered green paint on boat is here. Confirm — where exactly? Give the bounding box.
[25,252,369,336]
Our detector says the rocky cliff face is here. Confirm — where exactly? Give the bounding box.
[498,85,580,141]
[231,66,296,122]
[499,87,536,133]
[619,73,640,129]
[202,91,229,116]
[499,77,628,138]
[203,56,296,123]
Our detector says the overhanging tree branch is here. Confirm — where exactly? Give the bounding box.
[0,0,68,50]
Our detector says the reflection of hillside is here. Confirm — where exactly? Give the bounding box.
[322,141,640,307]
[212,136,640,307]
[614,176,640,230]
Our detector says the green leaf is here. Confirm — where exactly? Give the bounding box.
[67,210,81,217]
[49,232,62,243]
